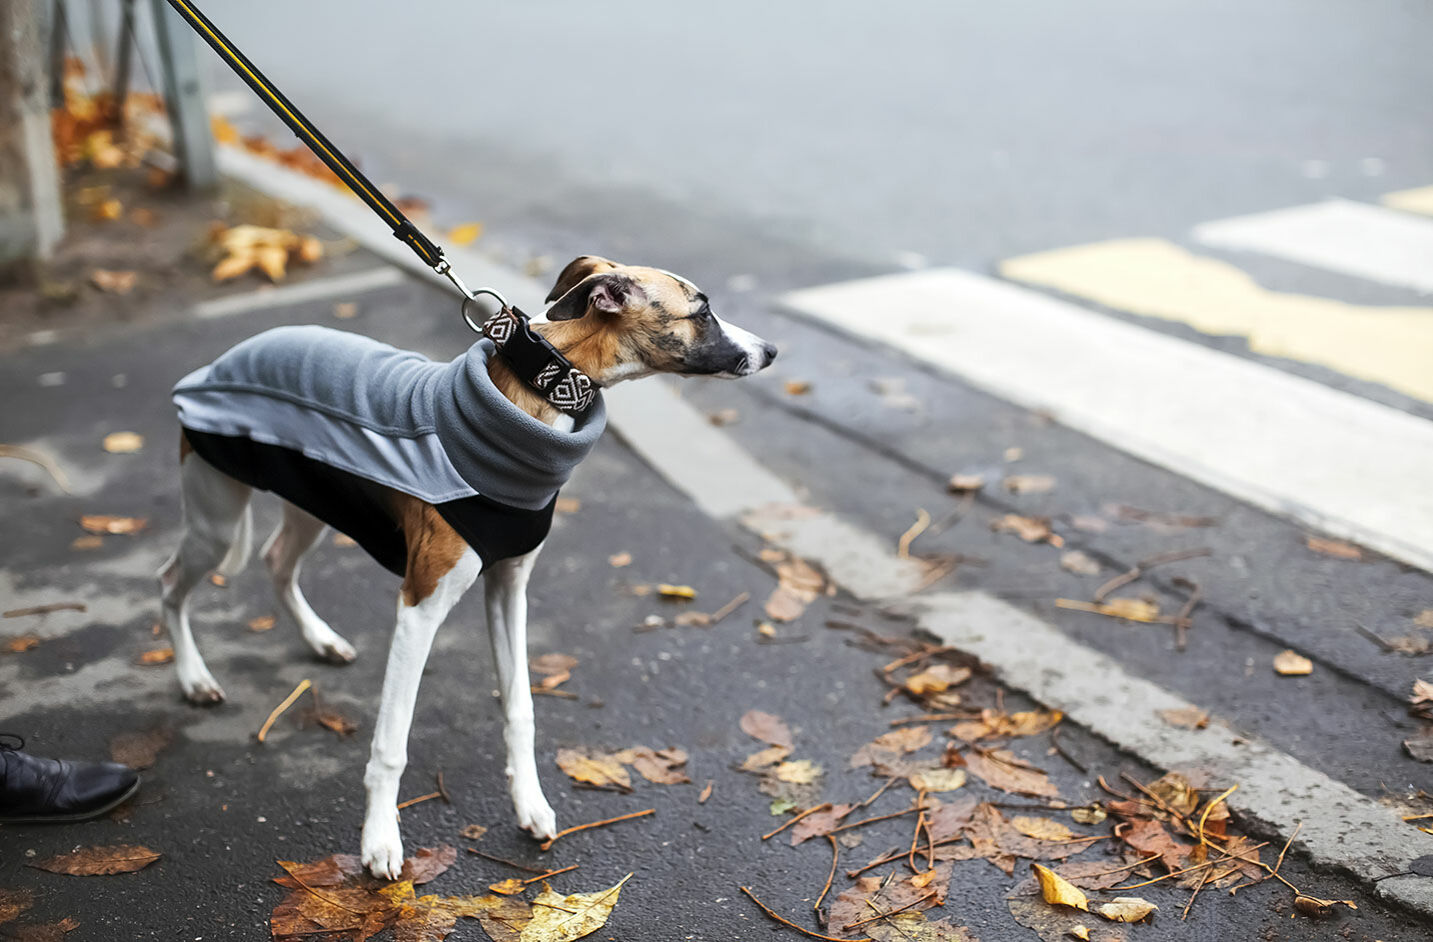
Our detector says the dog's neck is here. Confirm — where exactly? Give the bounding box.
[485,319,621,427]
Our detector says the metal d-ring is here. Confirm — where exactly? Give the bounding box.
[459,287,510,334]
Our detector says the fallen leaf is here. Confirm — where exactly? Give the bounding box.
[773,759,821,784]
[316,709,358,737]
[656,584,697,600]
[333,302,358,319]
[769,798,797,815]
[1158,706,1209,729]
[1004,474,1056,495]
[783,380,811,395]
[1273,649,1313,676]
[955,748,1060,799]
[29,845,160,875]
[904,664,972,698]
[248,615,277,632]
[531,653,579,676]
[1147,771,1200,817]
[70,535,104,550]
[607,552,631,568]
[1306,535,1363,561]
[1055,597,1162,623]
[8,916,79,940]
[521,874,630,941]
[992,514,1063,547]
[763,585,808,622]
[698,781,713,803]
[830,874,943,937]
[1032,863,1088,911]
[909,767,967,793]
[0,888,34,924]
[1069,926,1090,941]
[4,636,41,653]
[489,878,526,896]
[109,728,171,769]
[1095,897,1157,923]
[947,473,986,493]
[461,824,488,841]
[708,408,740,426]
[1114,816,1195,874]
[1403,731,1433,763]
[92,198,123,221]
[1059,551,1101,576]
[740,709,793,749]
[1004,447,1024,462]
[616,746,690,785]
[740,745,791,772]
[1416,610,1433,629]
[1013,817,1079,842]
[1383,634,1432,656]
[951,708,1062,742]
[1068,806,1106,826]
[788,803,854,845]
[1292,894,1357,917]
[137,647,174,665]
[448,222,483,245]
[209,573,228,587]
[89,269,137,295]
[851,725,934,767]
[79,514,146,535]
[1412,679,1433,720]
[554,749,631,791]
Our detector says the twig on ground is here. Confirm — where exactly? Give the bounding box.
[844,893,937,932]
[906,794,927,873]
[522,864,577,884]
[1094,547,1211,602]
[435,770,453,804]
[763,802,833,841]
[396,791,441,810]
[889,711,982,725]
[1272,821,1302,876]
[708,591,751,625]
[858,776,900,809]
[741,887,870,942]
[257,678,312,743]
[826,803,928,838]
[276,860,364,915]
[539,808,654,851]
[1181,865,1213,920]
[3,601,86,618]
[896,509,932,559]
[466,848,547,874]
[1049,724,1087,773]
[815,835,839,913]
[1171,577,1202,650]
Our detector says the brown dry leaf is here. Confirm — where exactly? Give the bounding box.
[1004,474,1056,495]
[1158,706,1209,729]
[616,746,691,785]
[1068,806,1106,826]
[1055,597,1162,623]
[488,878,526,896]
[1069,927,1090,941]
[1416,610,1433,630]
[1095,897,1157,923]
[137,647,174,665]
[4,636,41,653]
[1402,732,1433,762]
[1306,535,1364,561]
[316,709,358,737]
[1032,862,1088,911]
[829,874,942,937]
[296,236,324,264]
[1292,894,1357,917]
[909,767,967,793]
[333,302,358,319]
[554,748,631,791]
[0,888,34,924]
[522,874,630,941]
[772,760,821,785]
[448,222,483,245]
[905,664,972,698]
[955,748,1060,799]
[851,724,934,767]
[1384,634,1432,656]
[788,803,854,845]
[1146,771,1200,817]
[947,473,986,493]
[248,615,277,632]
[951,708,1062,742]
[1412,679,1433,719]
[740,745,791,772]
[1273,649,1313,676]
[783,380,811,395]
[708,408,740,426]
[460,824,488,841]
[79,514,147,535]
[1006,899,1096,942]
[89,269,137,295]
[1013,817,1079,842]
[9,917,79,941]
[30,845,160,875]
[531,653,579,677]
[698,781,713,803]
[657,584,697,600]
[210,573,228,587]
[740,709,793,748]
[70,535,104,550]
[1115,817,1195,874]
[109,728,171,769]
[608,552,632,568]
[992,514,1063,547]
[763,585,807,622]
[1059,551,1101,576]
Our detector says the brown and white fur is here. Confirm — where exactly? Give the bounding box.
[157,257,776,878]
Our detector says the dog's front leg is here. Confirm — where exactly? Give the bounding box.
[361,547,481,878]
[483,546,556,840]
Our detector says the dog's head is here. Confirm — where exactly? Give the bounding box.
[542,256,777,385]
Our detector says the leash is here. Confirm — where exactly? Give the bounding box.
[162,0,597,414]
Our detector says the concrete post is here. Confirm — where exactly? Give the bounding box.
[0,0,66,267]
[149,0,216,191]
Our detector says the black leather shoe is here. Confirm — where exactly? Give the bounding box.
[0,734,141,823]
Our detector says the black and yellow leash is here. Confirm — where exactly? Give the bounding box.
[162,0,498,311]
[162,1,599,413]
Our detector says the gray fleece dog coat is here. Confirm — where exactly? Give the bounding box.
[172,325,607,575]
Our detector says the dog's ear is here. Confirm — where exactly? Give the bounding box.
[545,256,619,304]
[545,272,646,321]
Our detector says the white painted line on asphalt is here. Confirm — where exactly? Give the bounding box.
[193,267,406,320]
[1193,199,1433,294]
[917,591,1433,915]
[780,269,1433,574]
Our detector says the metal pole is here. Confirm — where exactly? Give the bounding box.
[149,0,216,190]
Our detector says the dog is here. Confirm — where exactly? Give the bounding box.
[157,256,777,877]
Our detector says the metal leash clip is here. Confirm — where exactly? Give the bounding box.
[437,256,510,333]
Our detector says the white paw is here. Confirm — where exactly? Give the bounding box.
[361,815,405,880]
[513,787,557,841]
[179,669,225,705]
[316,636,357,665]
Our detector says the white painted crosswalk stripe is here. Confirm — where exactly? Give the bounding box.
[780,269,1433,573]
[1193,199,1433,294]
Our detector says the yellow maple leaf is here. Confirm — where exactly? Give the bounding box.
[1032,863,1088,911]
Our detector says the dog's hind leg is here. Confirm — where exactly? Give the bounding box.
[483,544,556,841]
[262,501,357,664]
[158,448,252,704]
[361,502,480,879]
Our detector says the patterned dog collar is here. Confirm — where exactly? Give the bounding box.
[480,307,597,415]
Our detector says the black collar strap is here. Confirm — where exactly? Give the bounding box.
[480,307,597,415]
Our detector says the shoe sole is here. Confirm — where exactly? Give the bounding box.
[0,775,142,824]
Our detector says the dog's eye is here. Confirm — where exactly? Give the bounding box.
[693,303,712,320]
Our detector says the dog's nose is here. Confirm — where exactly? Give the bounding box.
[761,342,778,365]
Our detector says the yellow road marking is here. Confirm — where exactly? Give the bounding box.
[999,238,1433,403]
[1383,185,1433,217]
